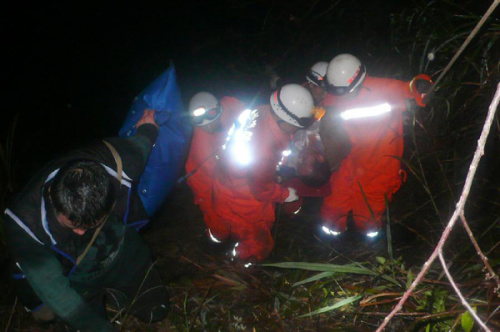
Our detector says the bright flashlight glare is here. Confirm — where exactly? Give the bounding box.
[366,231,379,238]
[238,109,252,124]
[282,149,291,157]
[244,262,252,268]
[193,107,206,117]
[231,144,252,166]
[340,103,391,120]
[229,110,254,165]
[322,226,341,236]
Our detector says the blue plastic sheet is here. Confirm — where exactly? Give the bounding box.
[119,63,192,216]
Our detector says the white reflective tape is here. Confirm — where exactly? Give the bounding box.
[366,231,379,238]
[41,193,57,245]
[208,229,222,243]
[44,169,60,183]
[340,103,391,120]
[5,209,44,245]
[101,164,132,187]
[322,226,341,236]
[232,242,239,257]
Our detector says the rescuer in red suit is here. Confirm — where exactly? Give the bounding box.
[319,53,432,238]
[212,84,316,264]
[185,92,244,242]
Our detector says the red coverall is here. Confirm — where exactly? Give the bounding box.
[212,105,292,262]
[185,96,243,239]
[320,76,415,233]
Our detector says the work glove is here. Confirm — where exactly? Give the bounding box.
[415,78,433,94]
[284,187,299,203]
[409,74,433,107]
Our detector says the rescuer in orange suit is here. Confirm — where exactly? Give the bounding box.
[212,84,316,264]
[319,53,433,238]
[279,61,332,214]
[184,92,244,242]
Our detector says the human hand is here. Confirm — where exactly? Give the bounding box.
[410,74,434,107]
[284,187,299,202]
[135,109,158,129]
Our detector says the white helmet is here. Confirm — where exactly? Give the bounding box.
[188,92,221,126]
[305,61,328,87]
[270,84,315,128]
[325,54,366,95]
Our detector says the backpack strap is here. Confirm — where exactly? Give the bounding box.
[76,140,122,265]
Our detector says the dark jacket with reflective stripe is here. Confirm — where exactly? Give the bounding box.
[4,124,158,332]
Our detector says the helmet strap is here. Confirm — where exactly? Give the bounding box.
[275,90,313,128]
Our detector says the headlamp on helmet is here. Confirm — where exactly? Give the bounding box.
[188,92,221,126]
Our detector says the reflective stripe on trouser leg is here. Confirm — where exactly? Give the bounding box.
[232,222,274,263]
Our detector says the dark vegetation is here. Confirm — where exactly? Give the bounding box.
[1,1,499,331]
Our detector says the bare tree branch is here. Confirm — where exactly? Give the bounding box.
[376,82,500,331]
[438,250,491,331]
[459,213,500,289]
[424,0,500,102]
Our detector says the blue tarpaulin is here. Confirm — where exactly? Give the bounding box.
[119,63,192,216]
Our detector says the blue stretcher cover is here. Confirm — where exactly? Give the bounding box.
[119,62,192,216]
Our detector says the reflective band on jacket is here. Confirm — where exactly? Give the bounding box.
[340,103,391,120]
[208,229,222,243]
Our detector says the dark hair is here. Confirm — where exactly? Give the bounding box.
[50,160,115,229]
[297,149,331,187]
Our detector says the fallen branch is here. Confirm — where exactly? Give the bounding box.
[376,83,500,331]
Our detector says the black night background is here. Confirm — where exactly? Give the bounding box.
[1,1,499,330]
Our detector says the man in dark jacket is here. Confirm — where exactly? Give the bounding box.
[4,110,169,331]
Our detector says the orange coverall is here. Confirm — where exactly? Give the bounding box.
[320,76,415,233]
[185,96,243,238]
[212,105,292,262]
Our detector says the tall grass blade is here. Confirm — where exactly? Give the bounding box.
[292,272,335,287]
[298,295,362,318]
[262,262,377,275]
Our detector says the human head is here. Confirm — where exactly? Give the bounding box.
[50,160,115,231]
[325,54,366,96]
[188,92,222,130]
[296,148,330,187]
[305,61,328,104]
[306,61,328,87]
[270,84,315,131]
